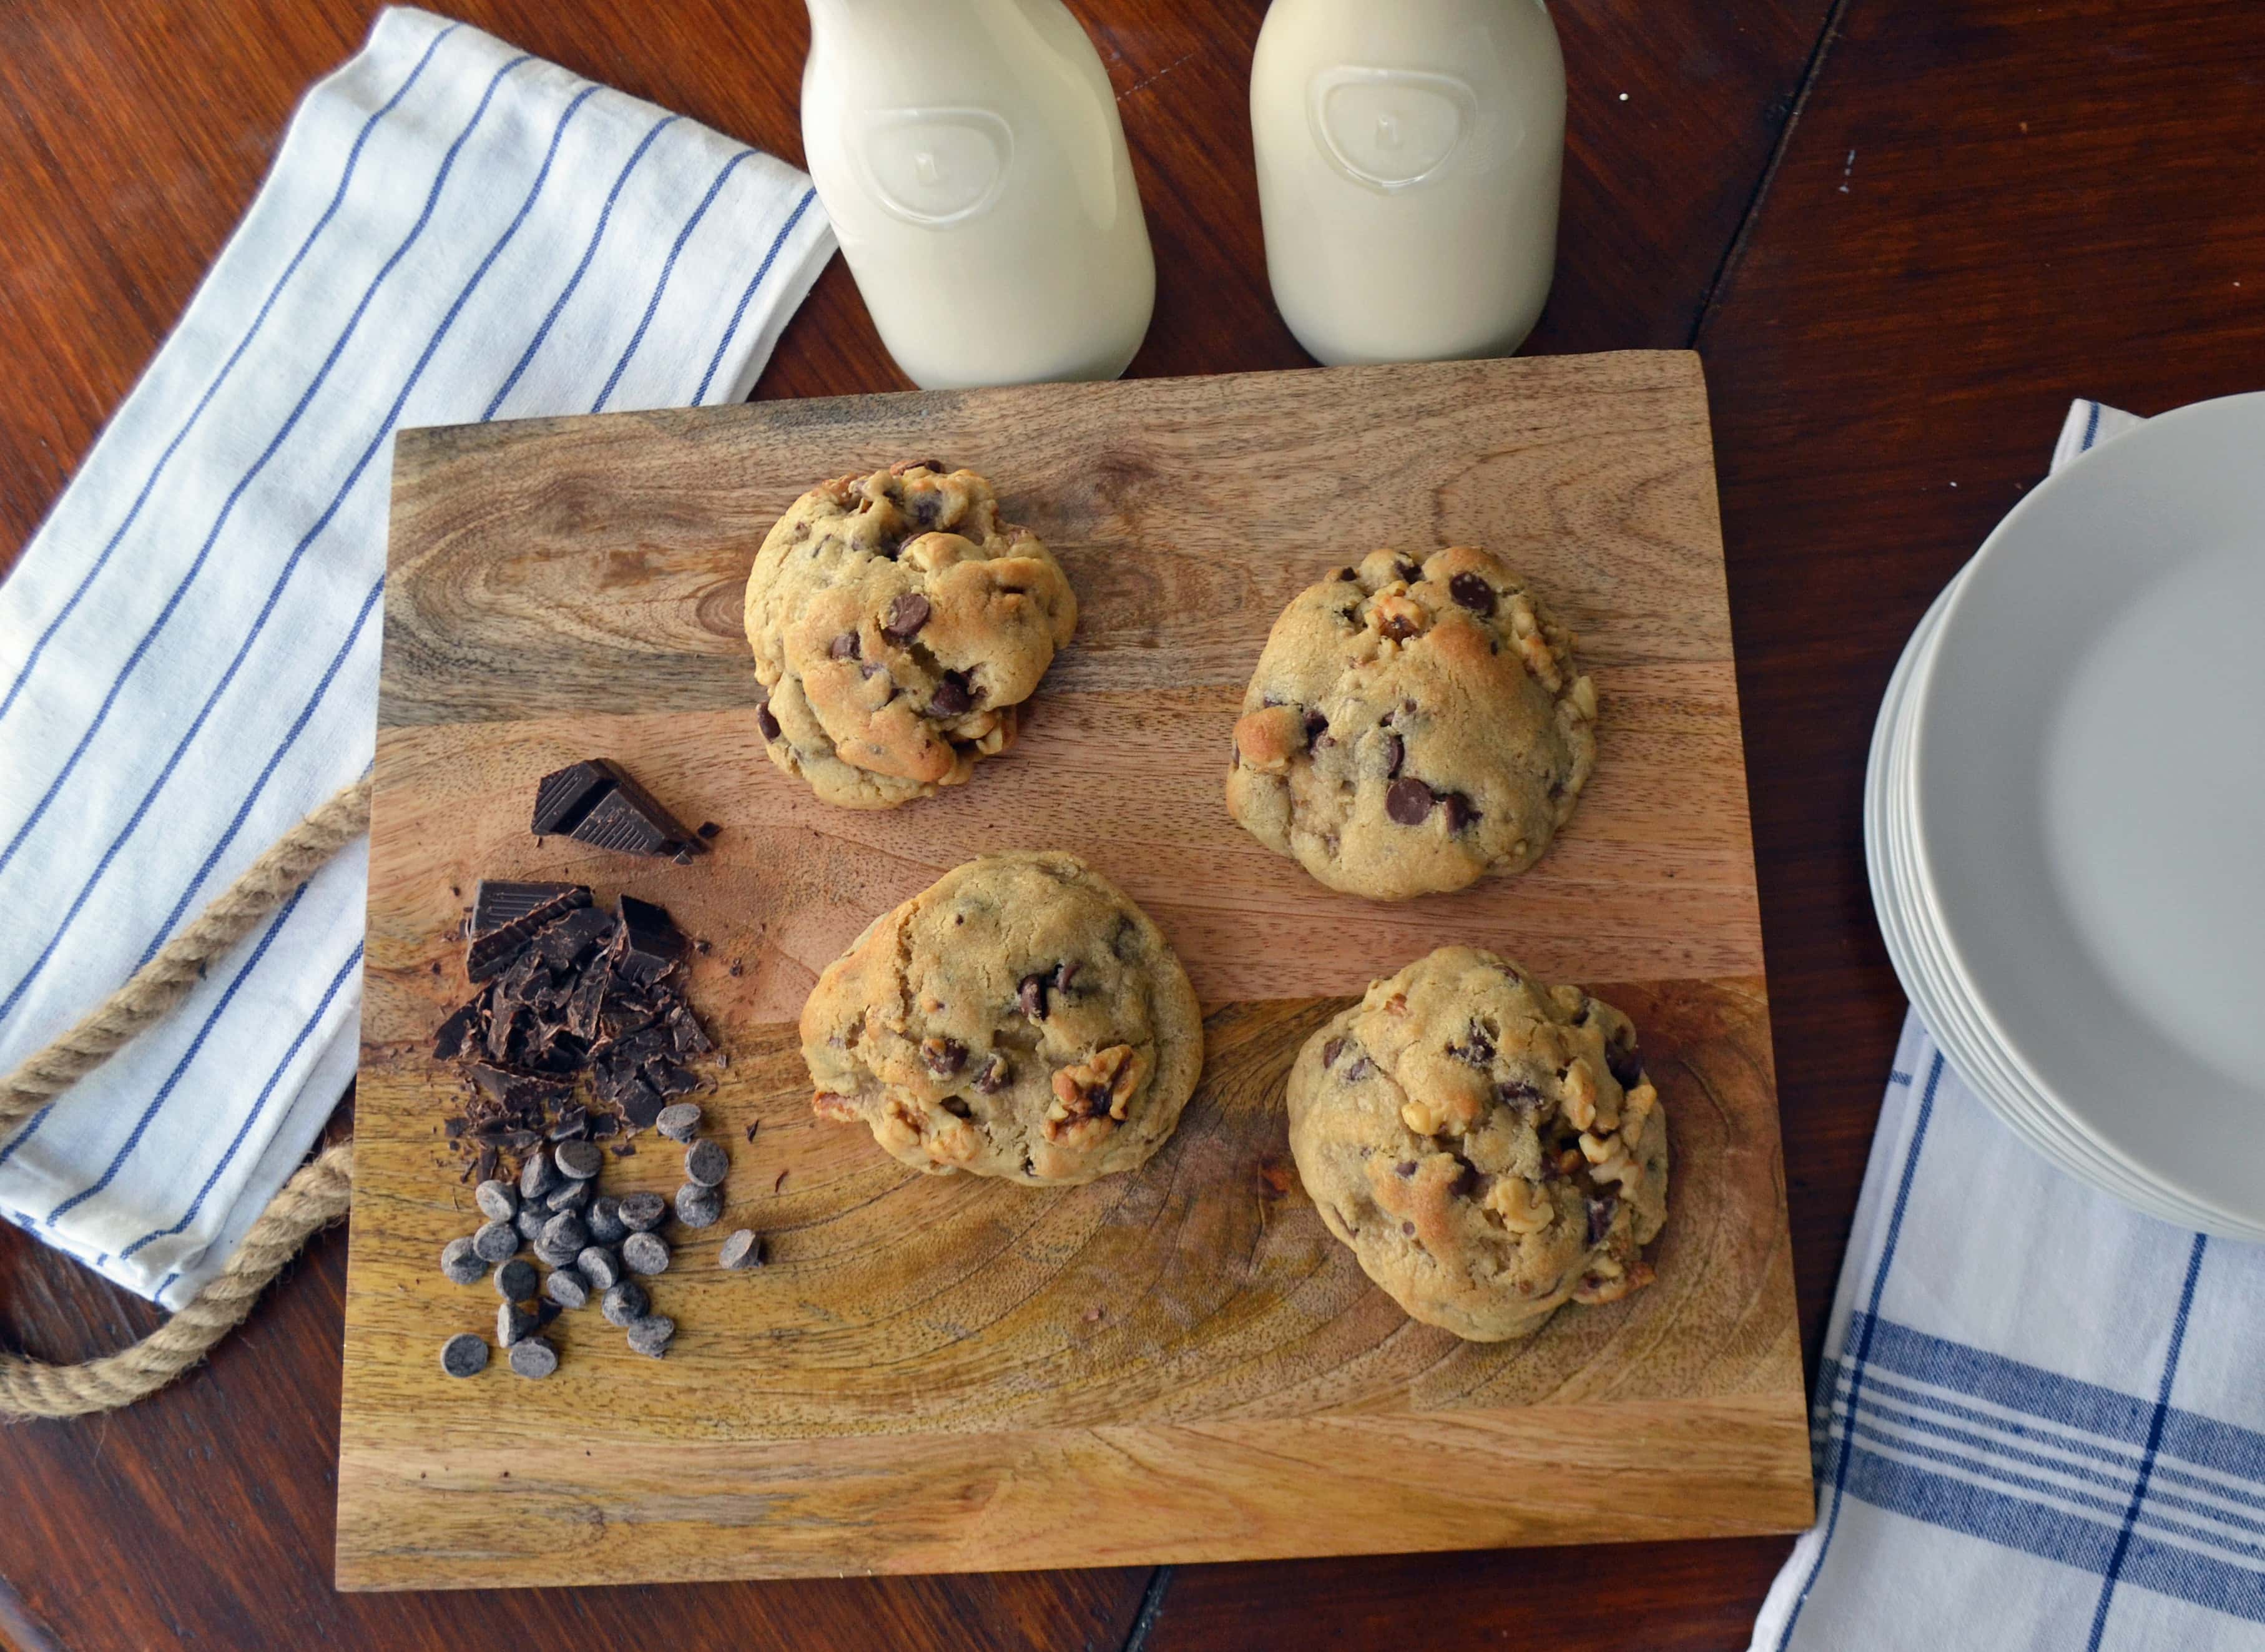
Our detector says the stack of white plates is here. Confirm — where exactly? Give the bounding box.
[1864,393,2265,1239]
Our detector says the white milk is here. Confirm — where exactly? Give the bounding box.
[1250,0,1565,365]
[801,0,1156,389]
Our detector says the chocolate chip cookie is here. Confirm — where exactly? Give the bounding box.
[1286,945,1667,1342]
[744,461,1079,809]
[802,851,1204,1184]
[1225,548,1597,900]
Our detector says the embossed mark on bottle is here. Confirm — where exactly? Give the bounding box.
[854,107,1013,227]
[1307,67,1495,193]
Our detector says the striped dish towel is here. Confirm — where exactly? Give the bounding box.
[1753,401,2265,1651]
[0,7,832,1310]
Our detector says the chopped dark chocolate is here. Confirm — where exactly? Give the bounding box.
[431,998,485,1062]
[466,882,591,981]
[613,895,686,985]
[530,758,705,860]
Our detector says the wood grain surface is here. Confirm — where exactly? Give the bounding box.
[342,353,1809,1586]
[7,0,2258,1646]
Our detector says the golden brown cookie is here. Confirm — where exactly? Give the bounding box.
[1225,547,1596,899]
[1286,945,1667,1341]
[744,461,1078,809]
[802,852,1204,1184]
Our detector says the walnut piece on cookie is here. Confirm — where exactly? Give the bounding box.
[1285,945,1668,1342]
[800,852,1204,1185]
[743,461,1079,809]
[1224,547,1596,900]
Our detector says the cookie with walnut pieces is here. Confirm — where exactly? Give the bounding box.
[1286,945,1668,1342]
[1225,546,1596,900]
[802,852,1204,1185]
[744,461,1079,809]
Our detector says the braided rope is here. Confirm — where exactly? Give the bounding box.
[0,777,371,1419]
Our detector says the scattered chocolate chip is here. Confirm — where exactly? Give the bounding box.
[508,1337,559,1379]
[1378,732,1405,780]
[626,1315,676,1359]
[719,1229,763,1271]
[1385,778,1436,825]
[1303,710,1328,749]
[1448,1020,1496,1066]
[514,1205,547,1244]
[1586,1193,1619,1247]
[577,1246,622,1290]
[622,1231,671,1276]
[544,1267,590,1310]
[553,1139,602,1181]
[973,1052,1012,1094]
[496,1300,539,1347]
[440,1333,489,1378]
[1017,973,1049,1019]
[583,1198,626,1248]
[494,1257,538,1301]
[534,1234,582,1271]
[684,1139,729,1188]
[1606,1044,1645,1090]
[1401,1220,1417,1236]
[471,1221,519,1265]
[547,1177,592,1214]
[755,697,782,742]
[618,1192,667,1232]
[921,1036,967,1077]
[675,1182,724,1228]
[540,1212,588,1256]
[518,1148,559,1201]
[928,670,974,717]
[828,631,861,661]
[656,1102,702,1143]
[1448,572,1496,615]
[473,1182,514,1229]
[441,1236,486,1285]
[1395,1161,1417,1178]
[601,1279,651,1327]
[882,591,932,643]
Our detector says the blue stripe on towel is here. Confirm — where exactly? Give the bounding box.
[692,185,818,405]
[0,22,461,732]
[0,51,531,895]
[590,147,754,413]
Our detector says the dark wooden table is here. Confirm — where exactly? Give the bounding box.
[2,2,2259,1646]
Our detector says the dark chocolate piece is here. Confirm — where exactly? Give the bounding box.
[530,758,705,860]
[719,1229,763,1271]
[614,895,687,985]
[507,1337,558,1379]
[440,1236,486,1285]
[626,1315,676,1359]
[466,882,591,981]
[440,1333,489,1378]
[601,1279,650,1327]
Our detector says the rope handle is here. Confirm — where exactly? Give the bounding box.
[0,777,371,1419]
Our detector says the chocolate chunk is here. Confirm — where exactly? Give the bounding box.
[494,1257,538,1301]
[1498,1078,1543,1110]
[619,1079,666,1129]
[533,905,616,971]
[881,592,932,643]
[1344,1056,1376,1083]
[1606,1043,1645,1091]
[507,1337,558,1379]
[440,1236,486,1285]
[1448,1020,1496,1066]
[471,1221,519,1264]
[656,1102,702,1143]
[1441,792,1480,833]
[973,1053,1012,1094]
[1385,778,1436,825]
[719,1229,764,1271]
[1017,974,1049,1019]
[684,1139,729,1188]
[1303,710,1328,749]
[1393,558,1421,584]
[473,1179,518,1223]
[1336,566,1359,581]
[1380,733,1405,779]
[697,821,721,839]
[601,1279,651,1327]
[530,760,611,835]
[650,1061,699,1097]
[466,882,590,981]
[1586,1193,1619,1247]
[531,758,705,861]
[496,1300,539,1347]
[431,999,485,1062]
[828,631,860,661]
[921,1037,967,1078]
[1448,572,1496,615]
[614,895,686,986]
[667,1008,713,1058]
[755,698,782,742]
[622,1231,671,1275]
[928,670,974,717]
[440,1333,489,1379]
[1320,1036,1346,1069]
[674,1182,724,1228]
[543,1266,590,1310]
[555,1139,603,1181]
[617,1192,667,1232]
[626,1315,676,1359]
[577,1245,623,1290]
[586,1197,627,1246]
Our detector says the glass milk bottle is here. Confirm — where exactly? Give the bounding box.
[800,0,1156,388]
[1250,0,1565,365]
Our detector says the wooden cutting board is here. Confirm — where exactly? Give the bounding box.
[338,352,1811,1590]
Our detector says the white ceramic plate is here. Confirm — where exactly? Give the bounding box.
[1911,393,2265,1229]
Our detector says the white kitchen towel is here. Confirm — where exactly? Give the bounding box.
[0,7,832,1310]
[1753,401,2265,1651]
